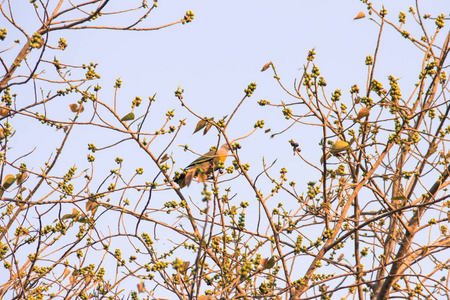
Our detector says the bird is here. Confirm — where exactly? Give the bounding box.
[174,144,231,188]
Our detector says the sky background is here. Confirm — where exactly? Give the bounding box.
[1,0,449,298]
[4,0,448,169]
[53,0,447,163]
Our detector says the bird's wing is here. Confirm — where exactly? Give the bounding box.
[185,149,216,170]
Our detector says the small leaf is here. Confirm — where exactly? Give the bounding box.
[0,128,6,139]
[86,200,96,211]
[16,171,28,185]
[354,11,365,20]
[260,258,267,267]
[77,217,89,224]
[86,200,98,215]
[266,256,275,268]
[160,153,169,163]
[84,274,92,284]
[356,107,370,120]
[193,120,207,134]
[69,104,78,113]
[261,61,272,72]
[61,208,80,221]
[181,261,190,274]
[69,275,76,285]
[265,129,271,133]
[121,112,135,121]
[137,281,146,293]
[321,152,332,164]
[0,106,9,117]
[330,140,350,155]
[203,123,212,135]
[63,267,71,279]
[392,195,406,201]
[61,214,73,221]
[261,256,276,269]
[3,174,16,189]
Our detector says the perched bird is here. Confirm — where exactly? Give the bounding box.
[174,144,231,188]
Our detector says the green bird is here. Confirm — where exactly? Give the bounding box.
[174,144,231,188]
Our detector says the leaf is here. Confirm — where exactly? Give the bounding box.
[16,171,28,185]
[265,129,271,133]
[160,153,169,163]
[203,122,212,135]
[183,261,191,270]
[137,281,146,293]
[69,104,78,113]
[193,119,207,134]
[69,104,84,113]
[178,260,191,275]
[354,11,365,20]
[69,275,76,285]
[260,257,268,268]
[2,174,16,189]
[260,256,276,269]
[77,217,89,224]
[266,256,276,268]
[63,267,71,279]
[86,200,98,213]
[61,214,73,221]
[392,195,406,201]
[356,107,370,120]
[261,61,272,72]
[61,208,80,221]
[330,140,350,155]
[121,112,135,121]
[84,274,93,284]
[0,106,9,117]
[0,128,6,139]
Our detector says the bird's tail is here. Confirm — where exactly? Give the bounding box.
[173,169,196,188]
